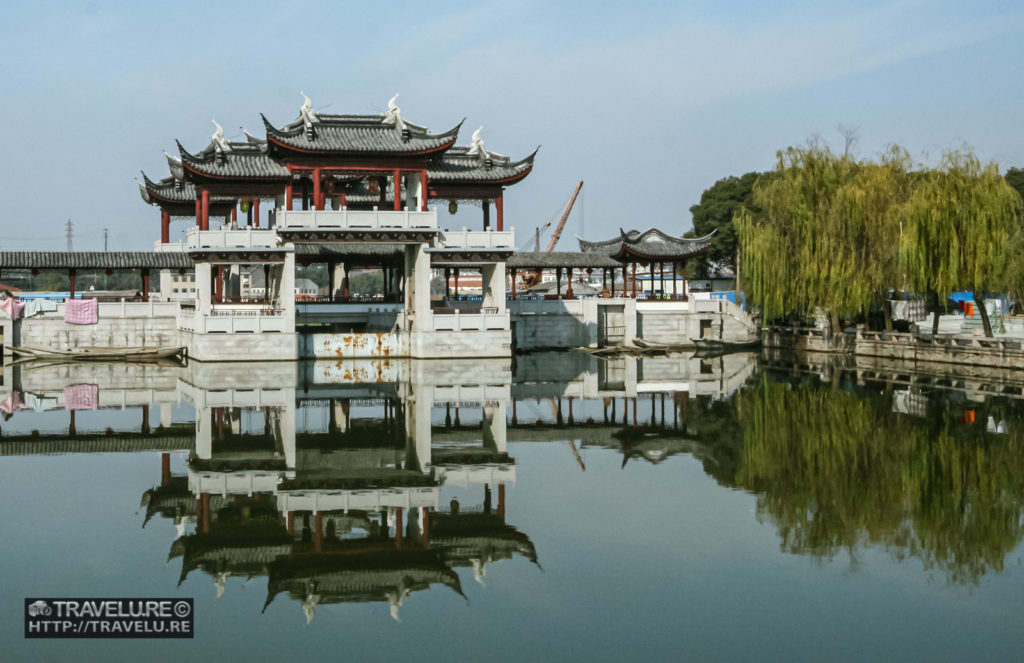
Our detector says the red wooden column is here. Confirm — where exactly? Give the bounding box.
[631,263,637,298]
[195,198,201,227]
[201,493,211,533]
[161,211,170,244]
[393,169,402,211]
[419,170,428,210]
[285,184,294,211]
[682,264,687,299]
[566,267,574,298]
[161,453,171,485]
[672,261,678,298]
[313,167,322,210]
[496,194,504,231]
[141,269,150,302]
[141,404,150,433]
[201,189,210,230]
[498,484,506,520]
[69,269,76,300]
[252,198,260,227]
[510,268,517,299]
[287,511,295,536]
[230,206,237,224]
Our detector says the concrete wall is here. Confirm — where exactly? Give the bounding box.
[2,302,182,355]
[510,297,755,351]
[187,330,298,362]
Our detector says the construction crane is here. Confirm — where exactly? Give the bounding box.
[518,181,584,290]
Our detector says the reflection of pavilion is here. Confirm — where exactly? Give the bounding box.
[141,358,537,621]
[0,352,756,620]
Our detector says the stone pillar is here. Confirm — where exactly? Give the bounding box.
[280,250,297,332]
[196,406,213,459]
[195,262,213,316]
[405,244,432,329]
[482,402,507,452]
[481,263,506,314]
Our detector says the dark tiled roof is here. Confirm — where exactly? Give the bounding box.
[263,112,462,155]
[508,251,621,269]
[139,172,195,204]
[578,228,715,260]
[178,140,291,180]
[0,433,192,456]
[0,252,195,270]
[428,146,537,183]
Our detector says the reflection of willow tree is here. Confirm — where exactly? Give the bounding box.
[705,378,1024,584]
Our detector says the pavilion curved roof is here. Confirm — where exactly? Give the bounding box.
[263,111,462,155]
[177,139,291,180]
[139,172,195,204]
[428,146,538,184]
[577,228,716,261]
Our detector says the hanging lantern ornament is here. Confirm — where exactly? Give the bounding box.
[240,197,251,213]
[448,199,458,215]
[105,269,113,276]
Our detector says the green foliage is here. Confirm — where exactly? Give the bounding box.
[296,265,328,288]
[349,270,384,295]
[1005,167,1024,206]
[736,143,1023,321]
[899,151,1023,299]
[699,374,1024,584]
[689,172,764,277]
[735,143,911,320]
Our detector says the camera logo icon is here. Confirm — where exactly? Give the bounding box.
[27,600,52,617]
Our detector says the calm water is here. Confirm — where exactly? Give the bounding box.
[2,352,1023,662]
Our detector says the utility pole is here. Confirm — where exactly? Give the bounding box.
[65,218,73,252]
[103,228,109,252]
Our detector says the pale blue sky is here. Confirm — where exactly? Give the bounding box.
[0,0,1021,250]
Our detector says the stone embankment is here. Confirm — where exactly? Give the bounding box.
[763,327,1024,370]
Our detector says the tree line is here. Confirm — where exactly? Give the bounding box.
[690,145,1024,336]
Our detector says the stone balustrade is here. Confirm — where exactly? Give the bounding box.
[276,208,437,230]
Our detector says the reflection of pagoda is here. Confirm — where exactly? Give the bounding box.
[429,485,539,586]
[138,358,538,621]
[265,544,463,623]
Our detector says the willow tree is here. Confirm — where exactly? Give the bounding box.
[899,150,1024,337]
[735,144,911,332]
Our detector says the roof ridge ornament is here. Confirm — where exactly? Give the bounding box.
[211,120,232,153]
[299,91,319,126]
[383,93,405,131]
[466,126,488,160]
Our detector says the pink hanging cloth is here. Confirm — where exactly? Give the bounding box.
[0,299,26,321]
[64,297,99,325]
[64,384,99,411]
